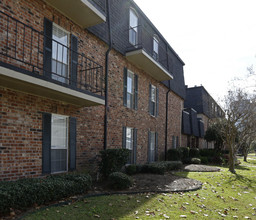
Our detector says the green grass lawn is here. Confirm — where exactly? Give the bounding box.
[23,156,256,220]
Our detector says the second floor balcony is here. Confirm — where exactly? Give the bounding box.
[0,11,105,107]
[43,0,106,28]
[126,25,173,82]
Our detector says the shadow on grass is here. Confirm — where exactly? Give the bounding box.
[21,192,159,220]
[234,165,250,171]
[22,173,201,220]
[225,173,256,193]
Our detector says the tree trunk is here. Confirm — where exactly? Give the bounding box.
[228,144,236,173]
[244,154,247,162]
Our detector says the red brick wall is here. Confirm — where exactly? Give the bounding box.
[0,0,184,180]
[106,50,184,162]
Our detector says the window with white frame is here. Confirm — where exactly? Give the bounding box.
[52,24,69,83]
[149,85,157,116]
[126,127,133,151]
[51,114,69,173]
[149,132,156,162]
[153,35,159,60]
[148,131,158,162]
[129,9,138,46]
[123,126,137,164]
[127,70,134,109]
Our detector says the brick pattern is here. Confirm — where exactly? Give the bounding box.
[0,0,184,180]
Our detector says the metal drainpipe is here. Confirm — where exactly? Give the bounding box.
[104,0,112,150]
[165,80,171,160]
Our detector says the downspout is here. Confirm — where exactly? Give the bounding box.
[104,0,112,150]
[165,80,171,160]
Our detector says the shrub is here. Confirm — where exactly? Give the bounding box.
[125,164,137,175]
[140,161,182,175]
[99,149,130,178]
[199,149,216,157]
[159,161,183,171]
[189,148,200,158]
[108,172,133,190]
[0,173,92,215]
[200,156,208,164]
[179,147,189,162]
[182,158,191,164]
[191,158,201,164]
[167,149,181,161]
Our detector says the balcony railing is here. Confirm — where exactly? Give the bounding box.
[0,11,105,98]
[127,25,171,74]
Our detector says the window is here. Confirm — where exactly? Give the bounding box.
[42,113,76,174]
[123,127,137,164]
[127,71,134,109]
[43,18,78,88]
[149,84,159,116]
[124,68,138,110]
[148,131,158,162]
[51,114,68,173]
[129,9,138,46]
[153,35,159,60]
[52,24,69,83]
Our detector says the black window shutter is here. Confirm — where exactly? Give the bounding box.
[43,18,52,79]
[148,130,151,162]
[69,117,77,171]
[122,126,127,149]
[156,88,159,117]
[123,68,128,107]
[134,74,138,110]
[133,128,137,164]
[70,35,78,88]
[155,132,158,161]
[42,113,51,174]
[149,84,152,115]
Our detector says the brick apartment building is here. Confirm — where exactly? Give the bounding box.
[0,0,186,180]
[181,86,225,149]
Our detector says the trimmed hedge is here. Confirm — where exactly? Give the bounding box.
[179,147,189,163]
[191,158,201,164]
[0,173,92,215]
[167,149,181,161]
[189,148,200,158]
[108,172,133,190]
[140,161,182,175]
[199,156,209,164]
[125,164,137,175]
[99,149,130,178]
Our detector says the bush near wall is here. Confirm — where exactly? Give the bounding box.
[99,149,130,178]
[0,173,92,215]
[167,149,181,161]
[108,172,133,190]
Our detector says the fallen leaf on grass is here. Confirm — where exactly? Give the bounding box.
[163,214,170,219]
[94,214,100,218]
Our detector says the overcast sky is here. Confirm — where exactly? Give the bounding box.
[134,0,256,103]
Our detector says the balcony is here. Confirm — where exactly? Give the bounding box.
[43,0,106,28]
[126,26,173,81]
[0,11,105,107]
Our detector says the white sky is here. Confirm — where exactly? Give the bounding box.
[134,0,256,103]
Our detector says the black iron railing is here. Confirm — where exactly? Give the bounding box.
[0,11,105,98]
[127,25,171,74]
